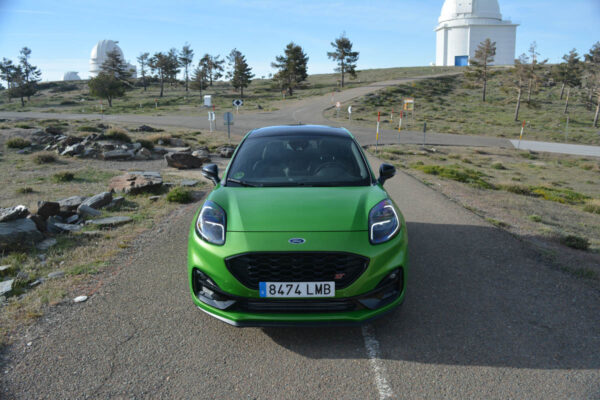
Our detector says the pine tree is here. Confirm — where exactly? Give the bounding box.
[466,38,496,102]
[327,33,359,88]
[271,42,309,96]
[200,54,224,86]
[137,52,150,91]
[167,48,181,87]
[179,44,194,92]
[504,54,530,121]
[149,52,176,97]
[229,50,253,98]
[17,47,41,102]
[88,72,125,107]
[584,42,600,127]
[0,58,16,102]
[557,49,582,114]
[101,49,132,83]
[190,64,208,95]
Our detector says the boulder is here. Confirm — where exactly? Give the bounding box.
[180,180,199,187]
[62,136,83,146]
[106,196,125,210]
[37,201,60,219]
[0,279,14,297]
[81,192,113,209]
[86,216,133,228]
[80,148,100,159]
[108,172,163,195]
[47,220,82,233]
[218,145,236,158]
[36,238,57,251]
[0,218,44,251]
[47,271,65,279]
[27,214,47,232]
[136,125,162,132]
[135,147,152,160]
[58,196,87,213]
[60,143,84,156]
[77,204,101,217]
[169,138,186,147]
[192,147,210,158]
[165,152,204,169]
[45,126,64,135]
[102,149,135,161]
[0,205,29,222]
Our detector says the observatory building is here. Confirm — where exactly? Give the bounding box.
[89,40,136,78]
[62,71,81,81]
[435,0,517,66]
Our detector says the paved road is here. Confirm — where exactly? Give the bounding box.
[1,79,600,398]
[510,139,600,158]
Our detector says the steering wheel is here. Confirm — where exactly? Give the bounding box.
[313,162,343,175]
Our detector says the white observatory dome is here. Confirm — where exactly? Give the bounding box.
[89,40,136,78]
[63,71,81,81]
[439,0,502,23]
[435,0,517,66]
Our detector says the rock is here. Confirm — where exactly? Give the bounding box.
[192,148,210,158]
[62,136,83,146]
[0,219,44,251]
[47,271,65,279]
[81,230,102,237]
[165,152,204,169]
[17,148,32,155]
[108,173,162,195]
[169,138,186,147]
[36,238,57,251]
[29,279,43,288]
[27,214,47,232]
[16,271,29,280]
[218,145,236,158]
[102,149,135,161]
[163,146,191,153]
[135,147,152,160]
[81,192,112,209]
[0,205,29,222]
[131,142,142,151]
[45,126,63,135]
[106,196,125,210]
[36,201,60,219]
[152,147,169,155]
[61,143,84,156]
[73,295,88,303]
[86,216,133,228]
[136,125,162,132]
[80,148,100,159]
[58,196,87,213]
[180,180,199,187]
[47,218,82,233]
[65,214,80,224]
[77,204,101,217]
[0,279,14,296]
[149,196,161,202]
[0,265,13,276]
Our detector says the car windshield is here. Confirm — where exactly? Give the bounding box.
[226,134,371,187]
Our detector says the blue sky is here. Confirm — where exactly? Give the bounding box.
[0,0,598,81]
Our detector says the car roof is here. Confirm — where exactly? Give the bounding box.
[247,125,353,139]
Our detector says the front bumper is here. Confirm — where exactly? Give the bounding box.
[188,225,408,326]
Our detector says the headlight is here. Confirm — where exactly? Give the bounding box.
[196,200,226,245]
[369,199,400,244]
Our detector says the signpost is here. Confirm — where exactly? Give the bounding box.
[404,98,415,112]
[517,120,526,149]
[208,111,216,132]
[422,122,427,148]
[232,99,243,113]
[348,105,352,121]
[376,111,381,152]
[224,111,234,142]
[155,99,158,109]
[398,110,403,142]
[565,116,570,143]
[336,101,341,118]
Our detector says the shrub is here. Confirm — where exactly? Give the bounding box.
[15,123,34,129]
[76,125,101,133]
[52,172,74,182]
[147,133,172,144]
[560,235,590,251]
[33,152,57,164]
[16,187,34,194]
[530,186,588,204]
[166,187,193,204]
[103,128,131,143]
[59,100,77,106]
[414,164,494,189]
[528,214,542,222]
[6,137,31,149]
[500,184,533,196]
[583,203,600,214]
[138,139,154,150]
[491,162,506,170]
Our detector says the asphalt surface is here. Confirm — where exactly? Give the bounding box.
[1,79,600,399]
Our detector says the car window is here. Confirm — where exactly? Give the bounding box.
[226,135,370,187]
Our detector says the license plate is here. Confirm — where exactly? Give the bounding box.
[259,282,335,298]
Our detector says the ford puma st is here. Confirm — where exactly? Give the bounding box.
[188,125,408,326]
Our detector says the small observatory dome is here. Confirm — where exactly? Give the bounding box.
[63,71,81,81]
[89,40,137,78]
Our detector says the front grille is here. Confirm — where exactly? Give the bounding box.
[225,252,369,290]
[238,299,357,313]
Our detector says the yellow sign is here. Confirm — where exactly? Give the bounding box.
[403,98,415,112]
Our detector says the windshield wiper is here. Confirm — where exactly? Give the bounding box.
[226,178,259,187]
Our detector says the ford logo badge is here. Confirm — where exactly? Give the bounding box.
[288,238,306,244]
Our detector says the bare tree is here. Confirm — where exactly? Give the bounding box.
[525,42,548,103]
[466,38,496,102]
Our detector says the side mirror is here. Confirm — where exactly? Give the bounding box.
[202,164,220,186]
[378,163,396,185]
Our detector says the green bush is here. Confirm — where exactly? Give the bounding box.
[103,128,131,143]
[491,162,506,170]
[33,152,57,164]
[15,123,34,129]
[166,187,193,204]
[76,125,101,133]
[16,187,34,194]
[52,172,75,182]
[138,139,154,150]
[531,186,588,204]
[560,235,590,251]
[6,137,31,149]
[583,203,600,214]
[528,214,542,222]
[500,184,533,196]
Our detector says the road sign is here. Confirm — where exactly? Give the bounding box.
[336,102,341,108]
[208,112,215,121]
[348,105,352,120]
[404,98,415,112]
[224,112,234,125]
[232,99,243,107]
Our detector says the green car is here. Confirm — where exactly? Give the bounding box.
[188,125,408,326]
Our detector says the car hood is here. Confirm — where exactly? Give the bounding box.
[209,186,387,232]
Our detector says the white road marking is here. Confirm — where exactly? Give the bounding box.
[362,324,394,400]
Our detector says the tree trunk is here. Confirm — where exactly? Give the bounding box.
[341,61,345,88]
[560,83,565,100]
[20,96,25,107]
[108,97,112,107]
[527,78,532,103]
[241,87,244,99]
[514,86,522,121]
[482,78,487,102]
[594,94,600,128]
[159,75,164,97]
[143,76,146,91]
[564,87,570,114]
